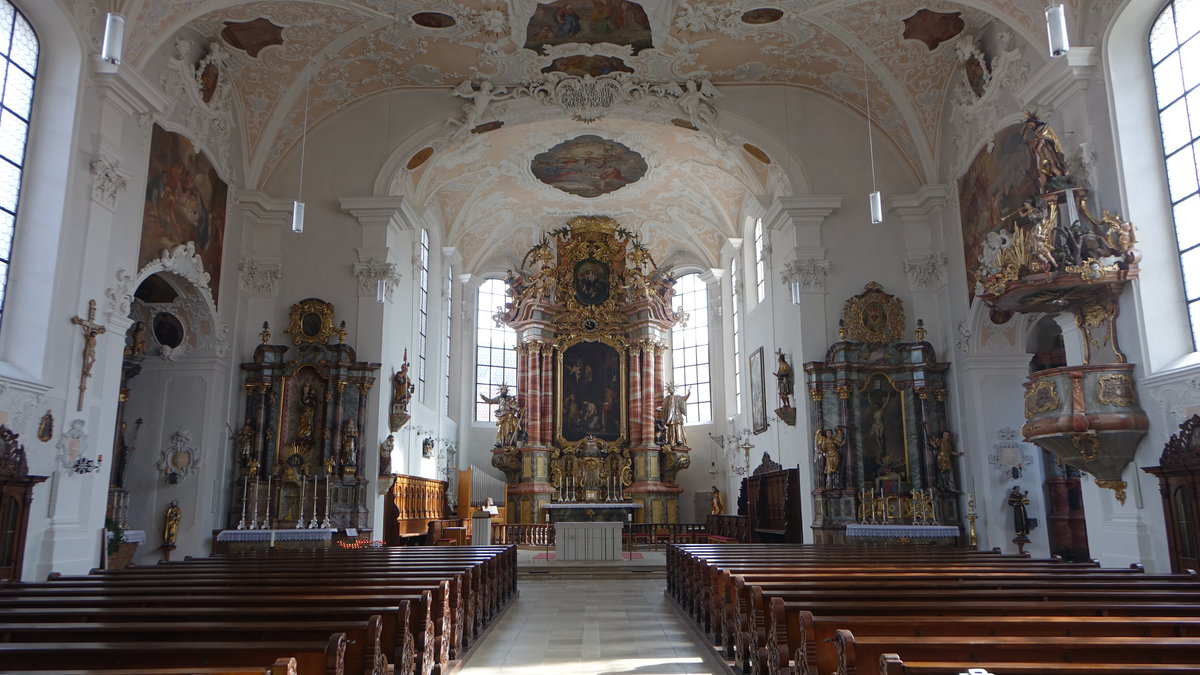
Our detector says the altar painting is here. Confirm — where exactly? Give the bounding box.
[524,0,653,54]
[857,373,910,488]
[140,124,229,304]
[558,340,624,443]
[957,121,1041,303]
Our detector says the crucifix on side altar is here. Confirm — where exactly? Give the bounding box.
[70,299,106,411]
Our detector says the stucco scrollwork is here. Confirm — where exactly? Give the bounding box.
[949,31,1029,178]
[904,254,947,291]
[89,155,128,210]
[238,258,283,298]
[955,320,973,354]
[157,428,199,483]
[158,38,237,182]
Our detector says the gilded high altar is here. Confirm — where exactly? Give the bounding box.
[492,217,688,524]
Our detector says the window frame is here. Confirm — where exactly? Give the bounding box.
[474,278,517,423]
[670,272,712,425]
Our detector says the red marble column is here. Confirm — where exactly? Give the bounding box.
[541,348,553,444]
[629,347,642,446]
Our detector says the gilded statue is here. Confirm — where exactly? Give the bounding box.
[813,427,845,488]
[926,424,964,491]
[162,500,181,548]
[774,350,794,408]
[710,485,725,515]
[481,384,522,447]
[659,383,690,447]
[340,418,358,466]
[390,351,414,432]
[297,383,318,442]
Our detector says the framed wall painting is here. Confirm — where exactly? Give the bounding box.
[750,347,768,433]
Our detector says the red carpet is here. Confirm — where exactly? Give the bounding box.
[531,552,643,560]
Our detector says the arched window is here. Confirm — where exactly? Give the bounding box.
[1152,1,1200,347]
[475,278,516,422]
[0,4,37,328]
[730,255,742,414]
[416,229,429,400]
[753,218,766,303]
[671,273,711,424]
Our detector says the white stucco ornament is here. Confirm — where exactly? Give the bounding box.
[158,428,199,484]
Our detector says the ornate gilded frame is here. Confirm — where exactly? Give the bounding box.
[555,335,627,450]
[841,282,906,343]
[284,298,337,345]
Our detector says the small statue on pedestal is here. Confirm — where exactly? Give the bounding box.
[1007,485,1032,554]
[162,500,181,548]
[813,427,845,489]
[710,485,725,515]
[659,383,690,447]
[379,435,394,476]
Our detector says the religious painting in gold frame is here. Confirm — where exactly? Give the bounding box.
[858,372,911,489]
[284,298,336,345]
[556,336,626,448]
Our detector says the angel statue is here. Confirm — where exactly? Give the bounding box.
[813,427,846,489]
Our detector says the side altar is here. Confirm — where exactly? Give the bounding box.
[488,217,690,524]
[804,283,963,543]
[226,299,380,532]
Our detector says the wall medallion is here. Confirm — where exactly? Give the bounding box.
[284,298,337,345]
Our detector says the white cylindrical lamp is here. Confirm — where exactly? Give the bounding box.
[869,191,883,224]
[101,13,125,65]
[1046,4,1069,57]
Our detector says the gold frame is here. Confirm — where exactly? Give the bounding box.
[841,282,906,343]
[555,335,627,451]
[284,298,337,345]
[750,347,768,433]
[1097,373,1136,408]
[1024,379,1061,418]
[857,372,912,483]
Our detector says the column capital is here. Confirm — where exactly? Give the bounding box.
[238,190,293,227]
[721,237,743,259]
[339,196,422,232]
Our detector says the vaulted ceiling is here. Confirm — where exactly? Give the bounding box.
[110,0,1117,268]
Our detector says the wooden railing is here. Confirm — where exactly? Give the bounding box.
[491,523,555,546]
[490,522,712,546]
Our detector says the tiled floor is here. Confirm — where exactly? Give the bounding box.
[458,577,730,674]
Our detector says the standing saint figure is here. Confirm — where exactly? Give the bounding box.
[390,351,415,432]
[926,425,964,491]
[813,427,846,488]
[297,383,318,442]
[710,485,725,515]
[659,383,690,447]
[774,350,794,408]
[162,500,181,548]
[379,435,394,476]
[234,418,255,468]
[340,418,358,467]
[1007,485,1031,536]
[481,384,522,447]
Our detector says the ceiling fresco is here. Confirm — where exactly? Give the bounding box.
[98,0,1128,269]
[531,135,649,198]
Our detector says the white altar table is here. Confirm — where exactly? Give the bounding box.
[555,521,623,561]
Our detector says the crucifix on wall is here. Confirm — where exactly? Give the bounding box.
[70,299,106,411]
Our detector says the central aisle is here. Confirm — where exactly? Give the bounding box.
[457,576,730,674]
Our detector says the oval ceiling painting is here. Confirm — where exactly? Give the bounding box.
[531,135,648,198]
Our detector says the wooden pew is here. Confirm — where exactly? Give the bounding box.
[877,655,1200,674]
[0,591,432,675]
[836,629,1200,675]
[0,635,349,675]
[0,658,299,675]
[0,619,384,675]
